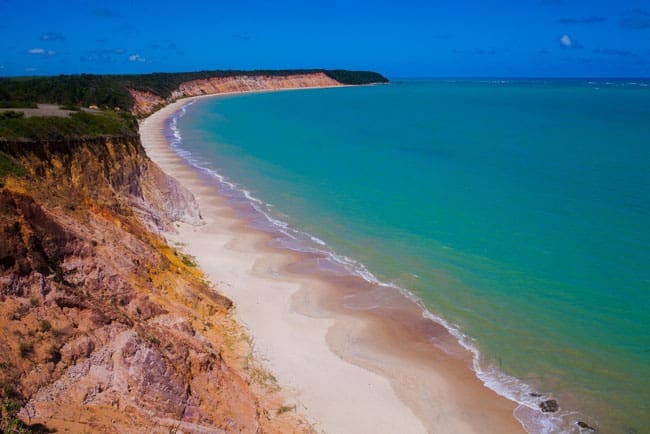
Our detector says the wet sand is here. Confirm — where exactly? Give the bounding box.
[140,93,526,434]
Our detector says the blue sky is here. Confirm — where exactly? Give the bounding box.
[1,0,649,77]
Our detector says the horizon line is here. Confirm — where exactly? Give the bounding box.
[1,71,649,80]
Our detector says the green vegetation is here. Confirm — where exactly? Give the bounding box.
[180,253,197,268]
[0,112,25,120]
[18,343,33,358]
[0,70,388,112]
[59,104,81,111]
[38,320,51,333]
[1,399,24,433]
[173,248,198,267]
[1,398,48,433]
[46,255,69,285]
[0,110,138,140]
[324,69,389,85]
[0,101,37,109]
[47,345,61,363]
[0,152,25,180]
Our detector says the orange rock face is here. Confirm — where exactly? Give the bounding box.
[0,136,310,433]
[129,72,342,116]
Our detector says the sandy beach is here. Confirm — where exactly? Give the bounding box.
[139,91,526,434]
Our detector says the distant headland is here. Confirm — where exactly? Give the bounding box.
[0,69,389,117]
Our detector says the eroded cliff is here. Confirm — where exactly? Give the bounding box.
[129,72,342,116]
[0,136,310,433]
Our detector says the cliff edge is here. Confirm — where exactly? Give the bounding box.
[0,134,311,432]
[129,72,343,117]
[0,69,388,432]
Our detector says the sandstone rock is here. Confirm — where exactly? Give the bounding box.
[0,110,310,433]
[127,295,166,320]
[0,135,200,234]
[129,72,343,117]
[60,336,95,364]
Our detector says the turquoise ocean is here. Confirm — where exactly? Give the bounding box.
[169,79,650,433]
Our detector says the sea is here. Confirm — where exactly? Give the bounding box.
[168,79,650,433]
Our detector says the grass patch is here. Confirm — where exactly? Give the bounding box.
[0,100,37,109]
[39,320,51,332]
[0,111,25,120]
[0,151,25,180]
[243,351,279,391]
[173,248,198,268]
[180,253,197,267]
[0,110,138,140]
[0,111,138,140]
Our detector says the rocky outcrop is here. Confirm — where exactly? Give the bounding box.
[129,72,342,116]
[0,137,309,432]
[577,421,596,431]
[129,89,167,117]
[0,135,200,233]
[539,399,559,413]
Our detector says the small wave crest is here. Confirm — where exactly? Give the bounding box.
[164,101,577,433]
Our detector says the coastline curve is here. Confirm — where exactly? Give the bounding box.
[139,88,573,433]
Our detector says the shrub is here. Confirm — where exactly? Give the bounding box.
[47,345,61,363]
[39,320,51,332]
[180,253,197,267]
[0,152,25,180]
[18,342,33,358]
[0,111,25,120]
[0,100,37,109]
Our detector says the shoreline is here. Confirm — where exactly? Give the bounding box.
[139,89,527,433]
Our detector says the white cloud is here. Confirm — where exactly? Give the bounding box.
[560,34,572,47]
[25,48,56,57]
[40,32,66,41]
[128,54,146,62]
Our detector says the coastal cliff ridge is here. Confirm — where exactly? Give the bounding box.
[0,69,388,432]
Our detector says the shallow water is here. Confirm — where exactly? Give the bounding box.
[173,79,650,433]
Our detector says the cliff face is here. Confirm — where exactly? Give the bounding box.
[0,137,309,432]
[129,72,342,116]
[0,136,200,233]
